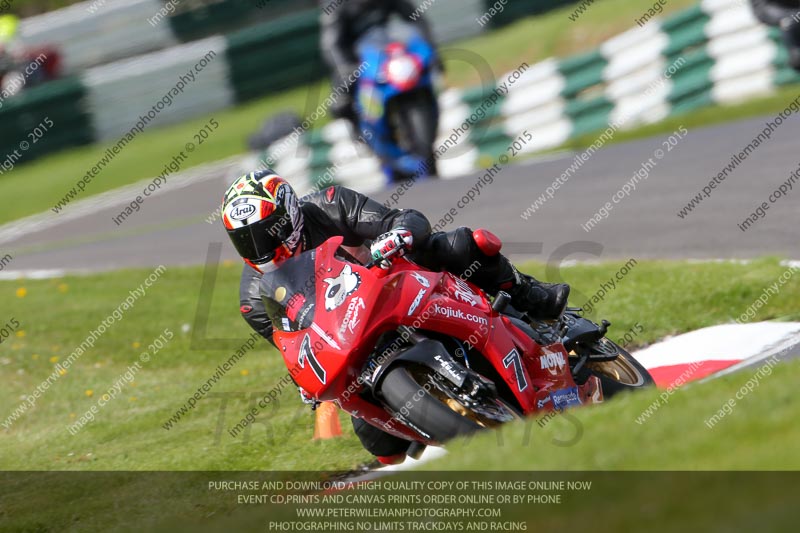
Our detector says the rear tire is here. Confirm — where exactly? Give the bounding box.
[576,338,655,398]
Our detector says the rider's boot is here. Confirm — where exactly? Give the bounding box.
[505,268,570,320]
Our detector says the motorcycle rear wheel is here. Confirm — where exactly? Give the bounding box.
[576,338,655,397]
[379,365,517,443]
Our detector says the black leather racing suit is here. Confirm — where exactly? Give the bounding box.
[238,185,520,457]
[319,0,437,119]
[751,0,800,24]
[240,186,521,342]
[751,0,800,69]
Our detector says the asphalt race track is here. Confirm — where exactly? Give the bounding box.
[2,113,798,273]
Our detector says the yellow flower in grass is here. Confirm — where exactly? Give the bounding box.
[129,396,137,402]
[132,342,141,349]
[31,354,39,360]
[85,390,93,397]
[240,369,249,376]
[58,368,67,376]
[16,287,26,298]
[57,284,68,293]
[15,330,25,338]
[49,356,59,363]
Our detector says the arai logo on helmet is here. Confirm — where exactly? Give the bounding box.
[230,203,256,221]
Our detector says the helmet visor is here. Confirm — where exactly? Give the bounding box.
[227,207,293,263]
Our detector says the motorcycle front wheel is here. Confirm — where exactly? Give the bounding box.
[379,365,517,443]
[388,90,439,179]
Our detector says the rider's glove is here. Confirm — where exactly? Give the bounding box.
[370,229,413,269]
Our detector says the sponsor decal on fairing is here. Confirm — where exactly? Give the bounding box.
[539,350,567,376]
[339,296,366,335]
[411,271,430,288]
[452,278,478,306]
[431,304,488,325]
[407,288,427,315]
[550,386,582,410]
[323,264,361,311]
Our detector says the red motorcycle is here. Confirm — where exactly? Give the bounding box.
[268,232,653,446]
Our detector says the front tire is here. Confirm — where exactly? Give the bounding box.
[389,90,439,179]
[380,366,480,442]
[379,365,516,443]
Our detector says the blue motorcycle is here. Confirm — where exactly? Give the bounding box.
[354,26,440,182]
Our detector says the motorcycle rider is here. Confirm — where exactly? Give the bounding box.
[750,0,800,70]
[223,170,569,463]
[319,0,440,128]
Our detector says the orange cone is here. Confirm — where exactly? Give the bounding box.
[313,402,343,439]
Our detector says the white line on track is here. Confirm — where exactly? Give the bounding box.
[0,155,242,246]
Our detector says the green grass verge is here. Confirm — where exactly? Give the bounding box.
[1,257,798,532]
[431,357,800,470]
[0,257,797,473]
[0,0,697,226]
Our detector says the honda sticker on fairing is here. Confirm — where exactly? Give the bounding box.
[339,297,366,335]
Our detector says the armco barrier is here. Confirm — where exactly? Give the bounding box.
[15,0,573,87]
[5,0,800,181]
[249,0,800,192]
[18,0,179,74]
[225,10,323,102]
[3,0,577,164]
[84,37,233,141]
[168,0,317,43]
[0,76,93,166]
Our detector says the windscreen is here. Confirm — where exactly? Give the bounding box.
[260,250,319,332]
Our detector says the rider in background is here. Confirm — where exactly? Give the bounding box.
[222,170,570,463]
[750,0,800,70]
[319,0,441,128]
